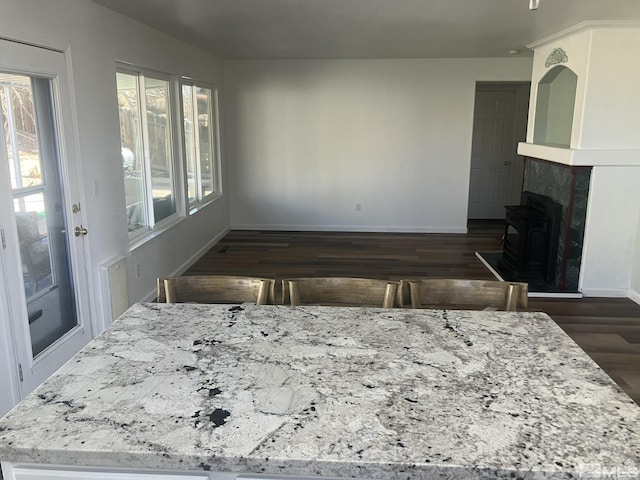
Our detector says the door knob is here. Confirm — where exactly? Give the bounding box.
[74,226,88,237]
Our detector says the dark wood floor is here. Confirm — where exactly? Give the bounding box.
[187,221,640,405]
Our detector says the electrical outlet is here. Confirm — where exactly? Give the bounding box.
[135,263,141,278]
[355,203,362,212]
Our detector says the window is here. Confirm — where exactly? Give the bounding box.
[116,70,177,235]
[181,82,220,207]
[115,68,222,240]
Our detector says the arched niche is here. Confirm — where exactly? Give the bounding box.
[533,66,578,148]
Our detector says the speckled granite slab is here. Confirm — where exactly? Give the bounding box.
[1,303,640,479]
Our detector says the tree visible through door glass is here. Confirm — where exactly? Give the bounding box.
[1,72,77,357]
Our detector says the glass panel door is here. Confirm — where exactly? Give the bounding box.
[0,39,93,401]
[1,73,77,356]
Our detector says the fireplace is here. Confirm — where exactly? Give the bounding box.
[501,191,562,284]
[476,159,589,293]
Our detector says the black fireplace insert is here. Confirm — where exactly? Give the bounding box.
[502,191,562,284]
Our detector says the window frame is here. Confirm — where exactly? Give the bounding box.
[179,78,222,213]
[116,65,182,242]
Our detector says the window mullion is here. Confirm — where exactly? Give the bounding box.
[171,80,187,217]
[192,86,203,203]
[138,75,155,228]
[163,81,175,205]
[12,184,45,199]
[212,88,220,194]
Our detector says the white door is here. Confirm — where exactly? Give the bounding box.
[0,40,93,399]
[467,89,518,219]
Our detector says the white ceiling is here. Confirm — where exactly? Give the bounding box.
[92,0,640,59]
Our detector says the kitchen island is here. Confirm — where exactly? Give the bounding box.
[1,303,640,480]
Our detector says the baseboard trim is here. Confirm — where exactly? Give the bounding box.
[628,289,640,306]
[580,287,629,298]
[231,224,468,234]
[173,227,231,277]
[529,291,583,299]
[140,227,231,302]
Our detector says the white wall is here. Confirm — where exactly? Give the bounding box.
[0,0,229,416]
[580,28,640,150]
[224,58,532,232]
[581,166,640,297]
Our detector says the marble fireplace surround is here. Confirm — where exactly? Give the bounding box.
[520,157,590,292]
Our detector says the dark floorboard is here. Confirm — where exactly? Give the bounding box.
[187,221,640,404]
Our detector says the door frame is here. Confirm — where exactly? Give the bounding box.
[467,81,531,220]
[0,252,21,415]
[0,39,94,400]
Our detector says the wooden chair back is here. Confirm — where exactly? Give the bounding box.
[157,275,275,305]
[286,277,399,308]
[405,278,528,311]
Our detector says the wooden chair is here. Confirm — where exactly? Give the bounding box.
[157,275,275,305]
[404,278,528,311]
[285,277,400,308]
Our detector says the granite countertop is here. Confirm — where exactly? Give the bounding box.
[1,303,640,479]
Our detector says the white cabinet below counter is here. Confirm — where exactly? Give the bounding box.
[3,464,363,480]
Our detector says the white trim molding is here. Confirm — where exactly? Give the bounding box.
[580,287,630,298]
[230,224,468,234]
[527,20,640,49]
[628,289,640,306]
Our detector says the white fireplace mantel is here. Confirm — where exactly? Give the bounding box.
[517,143,640,167]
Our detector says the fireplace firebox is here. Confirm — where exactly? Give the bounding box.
[502,191,562,284]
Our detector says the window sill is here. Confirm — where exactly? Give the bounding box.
[128,194,222,252]
[128,214,184,252]
[188,192,222,216]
